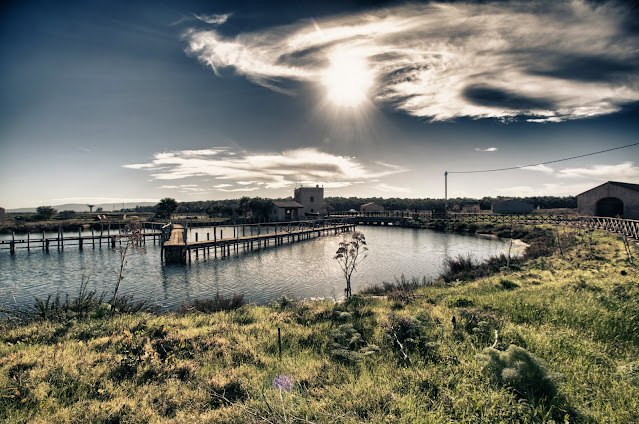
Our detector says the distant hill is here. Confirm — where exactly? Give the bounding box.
[7,202,157,213]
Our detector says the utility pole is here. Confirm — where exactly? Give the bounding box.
[444,171,448,214]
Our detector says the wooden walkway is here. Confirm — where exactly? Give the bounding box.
[161,219,355,264]
[0,227,162,254]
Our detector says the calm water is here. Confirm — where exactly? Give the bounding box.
[0,226,509,310]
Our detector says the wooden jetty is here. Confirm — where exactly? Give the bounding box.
[0,225,162,254]
[161,219,355,264]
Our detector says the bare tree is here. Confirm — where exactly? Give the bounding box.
[111,221,146,311]
[334,231,368,299]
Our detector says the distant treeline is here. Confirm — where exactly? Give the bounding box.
[163,195,576,216]
[325,196,576,212]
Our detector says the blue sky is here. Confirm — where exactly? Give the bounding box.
[1,0,638,209]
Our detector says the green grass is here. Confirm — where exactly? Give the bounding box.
[1,228,638,423]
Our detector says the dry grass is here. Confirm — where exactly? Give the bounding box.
[1,228,638,423]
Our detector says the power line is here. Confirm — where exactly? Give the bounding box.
[447,141,639,174]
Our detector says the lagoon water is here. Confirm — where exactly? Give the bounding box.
[0,226,510,310]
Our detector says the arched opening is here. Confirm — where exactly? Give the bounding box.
[596,197,624,217]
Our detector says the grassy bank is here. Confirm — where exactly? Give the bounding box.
[1,228,637,423]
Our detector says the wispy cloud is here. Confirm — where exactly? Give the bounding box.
[495,182,595,197]
[124,147,408,190]
[217,187,260,193]
[521,164,554,174]
[186,1,639,121]
[374,183,412,194]
[475,147,498,152]
[193,13,232,25]
[159,184,206,192]
[558,162,639,181]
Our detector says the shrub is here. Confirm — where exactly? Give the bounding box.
[478,345,557,402]
[179,292,245,313]
[384,313,439,364]
[330,323,379,364]
[498,279,519,290]
[441,254,475,282]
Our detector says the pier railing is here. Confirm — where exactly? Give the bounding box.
[331,211,638,240]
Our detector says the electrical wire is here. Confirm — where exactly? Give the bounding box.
[447,141,639,174]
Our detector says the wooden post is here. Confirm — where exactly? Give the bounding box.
[78,228,83,250]
[27,232,30,252]
[278,327,282,361]
[42,230,45,251]
[92,228,95,248]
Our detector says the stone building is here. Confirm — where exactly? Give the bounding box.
[577,181,639,219]
[360,202,385,213]
[270,201,304,220]
[462,204,481,213]
[492,199,534,214]
[294,185,324,216]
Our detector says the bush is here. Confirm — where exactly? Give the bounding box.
[179,292,244,313]
[478,345,557,402]
[441,254,475,282]
[330,323,379,365]
[384,313,439,364]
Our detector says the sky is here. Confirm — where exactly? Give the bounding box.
[1,0,638,209]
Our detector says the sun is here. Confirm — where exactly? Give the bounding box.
[322,50,373,107]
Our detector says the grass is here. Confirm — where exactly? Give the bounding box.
[1,227,638,422]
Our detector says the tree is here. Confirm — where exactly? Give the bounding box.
[111,221,146,313]
[249,197,274,220]
[36,206,57,220]
[334,231,368,299]
[155,197,178,219]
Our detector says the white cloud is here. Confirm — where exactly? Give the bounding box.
[185,1,639,121]
[193,13,232,25]
[217,187,260,193]
[475,147,498,152]
[558,162,639,181]
[521,164,554,174]
[124,147,408,190]
[495,182,594,197]
[374,183,412,194]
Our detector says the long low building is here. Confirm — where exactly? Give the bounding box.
[577,181,639,219]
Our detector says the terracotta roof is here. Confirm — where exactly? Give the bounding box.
[273,201,304,208]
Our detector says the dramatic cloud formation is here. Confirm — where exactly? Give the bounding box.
[124,148,407,191]
[185,1,639,121]
[558,162,639,181]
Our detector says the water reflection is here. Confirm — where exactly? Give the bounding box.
[0,226,509,310]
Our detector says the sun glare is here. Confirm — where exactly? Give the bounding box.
[322,50,373,107]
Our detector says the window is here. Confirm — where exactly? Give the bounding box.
[311,209,314,212]
[310,196,314,202]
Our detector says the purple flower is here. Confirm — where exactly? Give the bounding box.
[272,374,294,392]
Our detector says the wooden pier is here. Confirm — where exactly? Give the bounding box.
[0,226,162,254]
[161,219,355,264]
